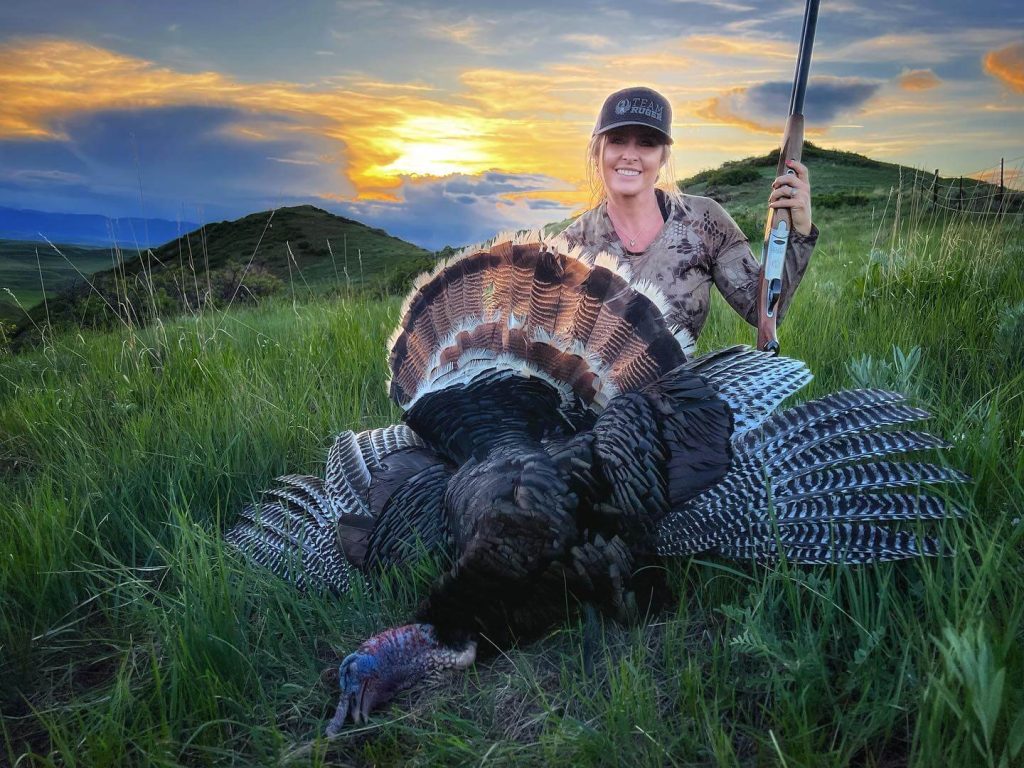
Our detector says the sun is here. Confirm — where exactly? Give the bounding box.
[367,115,498,179]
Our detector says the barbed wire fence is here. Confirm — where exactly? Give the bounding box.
[902,156,1024,218]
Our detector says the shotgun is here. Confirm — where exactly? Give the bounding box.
[756,0,820,353]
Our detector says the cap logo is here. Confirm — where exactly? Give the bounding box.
[613,96,664,123]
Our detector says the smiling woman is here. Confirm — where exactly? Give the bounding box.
[562,85,819,356]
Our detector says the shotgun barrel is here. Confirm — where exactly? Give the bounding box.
[755,0,820,353]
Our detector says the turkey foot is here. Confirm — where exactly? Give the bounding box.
[325,623,477,733]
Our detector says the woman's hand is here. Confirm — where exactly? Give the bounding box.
[769,159,813,235]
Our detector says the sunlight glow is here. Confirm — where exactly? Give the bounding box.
[370,116,495,178]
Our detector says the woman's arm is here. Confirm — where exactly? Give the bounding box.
[710,202,818,328]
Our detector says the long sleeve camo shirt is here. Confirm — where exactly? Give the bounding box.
[561,191,818,356]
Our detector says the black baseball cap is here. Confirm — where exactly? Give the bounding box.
[594,86,673,145]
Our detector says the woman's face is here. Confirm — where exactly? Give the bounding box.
[600,126,666,201]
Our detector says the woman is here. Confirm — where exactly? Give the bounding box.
[562,86,817,355]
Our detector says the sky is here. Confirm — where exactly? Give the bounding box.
[0,0,1022,249]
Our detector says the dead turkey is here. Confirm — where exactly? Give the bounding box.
[225,232,967,732]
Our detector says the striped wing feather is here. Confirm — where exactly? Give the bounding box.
[657,385,968,563]
[226,425,447,592]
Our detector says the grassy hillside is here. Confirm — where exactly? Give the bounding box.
[0,293,21,325]
[2,166,1023,765]
[135,204,434,289]
[678,142,1022,234]
[6,205,436,348]
[0,239,112,307]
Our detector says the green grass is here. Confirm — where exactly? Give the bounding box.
[1,197,1022,765]
[679,143,1022,226]
[4,206,439,349]
[141,205,435,290]
[0,239,113,307]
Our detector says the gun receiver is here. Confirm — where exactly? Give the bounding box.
[756,115,804,353]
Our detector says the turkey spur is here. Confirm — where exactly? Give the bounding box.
[225,232,967,732]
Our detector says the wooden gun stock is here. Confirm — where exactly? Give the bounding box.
[756,113,805,353]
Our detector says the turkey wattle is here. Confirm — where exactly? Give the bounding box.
[224,232,967,732]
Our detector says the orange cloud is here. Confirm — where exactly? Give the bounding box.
[0,34,806,206]
[694,91,779,134]
[681,35,794,61]
[983,42,1024,93]
[970,166,1023,190]
[0,37,559,201]
[693,84,838,137]
[897,68,942,91]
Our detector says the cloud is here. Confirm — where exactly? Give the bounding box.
[560,33,613,50]
[0,106,348,219]
[0,32,805,211]
[983,42,1024,93]
[7,168,88,186]
[823,29,1021,66]
[0,38,536,198]
[1,22,1017,248]
[696,77,882,133]
[897,68,942,91]
[336,172,574,249]
[420,18,493,53]
[669,0,757,12]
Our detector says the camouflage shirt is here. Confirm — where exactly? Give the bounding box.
[561,192,818,355]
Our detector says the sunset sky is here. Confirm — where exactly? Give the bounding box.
[1,0,1022,248]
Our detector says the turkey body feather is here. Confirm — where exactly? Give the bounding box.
[224,233,967,725]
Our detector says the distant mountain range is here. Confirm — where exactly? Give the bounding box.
[0,207,200,248]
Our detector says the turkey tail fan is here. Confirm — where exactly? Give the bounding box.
[656,389,969,564]
[387,234,687,423]
[225,425,450,593]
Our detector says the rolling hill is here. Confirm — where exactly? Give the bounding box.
[0,240,114,308]
[676,142,1020,223]
[5,205,436,347]
[133,204,435,290]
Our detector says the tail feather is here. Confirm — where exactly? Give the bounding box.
[525,245,564,335]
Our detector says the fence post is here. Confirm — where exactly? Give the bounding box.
[958,176,963,211]
[999,158,1005,210]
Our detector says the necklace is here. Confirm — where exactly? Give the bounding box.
[607,206,657,250]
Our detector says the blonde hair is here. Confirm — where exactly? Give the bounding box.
[585,132,683,209]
